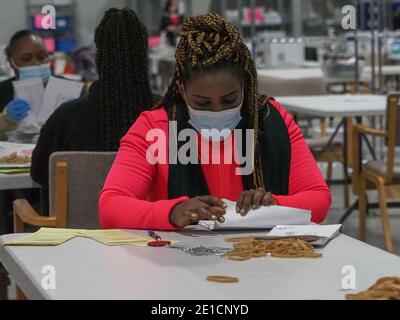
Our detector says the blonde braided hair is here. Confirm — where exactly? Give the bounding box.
[161,13,266,189]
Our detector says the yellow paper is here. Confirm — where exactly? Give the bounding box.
[3,228,79,246]
[0,168,30,174]
[3,228,176,247]
[81,230,153,246]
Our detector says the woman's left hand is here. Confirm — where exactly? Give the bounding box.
[236,188,276,216]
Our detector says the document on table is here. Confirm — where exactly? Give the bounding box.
[12,78,45,125]
[0,168,30,174]
[198,199,311,231]
[36,76,83,124]
[3,228,79,246]
[79,230,155,246]
[2,228,160,247]
[263,224,342,246]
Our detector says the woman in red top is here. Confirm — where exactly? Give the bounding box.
[99,13,331,231]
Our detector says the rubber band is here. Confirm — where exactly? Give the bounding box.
[225,237,254,243]
[206,275,239,283]
[346,277,400,300]
[223,237,322,260]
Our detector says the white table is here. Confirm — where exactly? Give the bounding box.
[258,67,324,80]
[276,94,387,224]
[275,94,386,159]
[366,65,400,76]
[275,94,387,118]
[257,65,400,83]
[149,50,175,94]
[0,173,38,191]
[258,67,370,83]
[1,228,399,300]
[149,52,176,64]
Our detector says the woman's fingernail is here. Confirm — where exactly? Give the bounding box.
[240,209,245,214]
[191,213,198,219]
[236,207,240,213]
[211,215,217,221]
[252,204,257,210]
[222,202,227,208]
[219,216,225,223]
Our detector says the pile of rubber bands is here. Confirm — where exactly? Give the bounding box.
[222,237,322,261]
[346,277,400,300]
[0,152,30,164]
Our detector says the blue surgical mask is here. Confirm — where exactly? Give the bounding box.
[15,62,52,83]
[183,87,243,141]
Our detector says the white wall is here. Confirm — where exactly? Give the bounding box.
[0,0,213,48]
[191,0,211,16]
[0,0,128,47]
[0,0,26,46]
[77,0,127,46]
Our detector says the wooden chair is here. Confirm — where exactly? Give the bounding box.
[0,264,10,300]
[307,134,350,208]
[353,93,400,253]
[11,151,117,299]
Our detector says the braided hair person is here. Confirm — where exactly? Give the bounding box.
[99,13,331,230]
[31,8,155,214]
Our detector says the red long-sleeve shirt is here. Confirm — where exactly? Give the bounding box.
[99,100,331,230]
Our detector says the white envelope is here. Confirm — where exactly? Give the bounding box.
[265,224,342,246]
[199,199,311,231]
[267,224,342,238]
[37,76,83,124]
[12,78,45,125]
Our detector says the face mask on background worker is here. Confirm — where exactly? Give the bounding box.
[11,59,52,84]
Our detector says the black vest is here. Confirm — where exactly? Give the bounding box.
[167,98,291,199]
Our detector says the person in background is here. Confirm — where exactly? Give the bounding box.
[31,8,156,214]
[0,30,51,140]
[71,45,98,83]
[0,30,50,235]
[99,13,331,231]
[161,0,184,47]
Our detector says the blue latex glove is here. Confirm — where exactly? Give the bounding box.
[6,99,30,121]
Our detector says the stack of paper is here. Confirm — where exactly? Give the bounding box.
[6,123,41,144]
[199,199,311,231]
[4,228,78,246]
[13,78,45,126]
[262,224,342,246]
[12,76,83,126]
[2,228,169,247]
[37,77,84,124]
[0,142,35,174]
[81,230,156,246]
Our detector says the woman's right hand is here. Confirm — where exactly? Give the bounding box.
[6,99,30,121]
[170,196,227,228]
